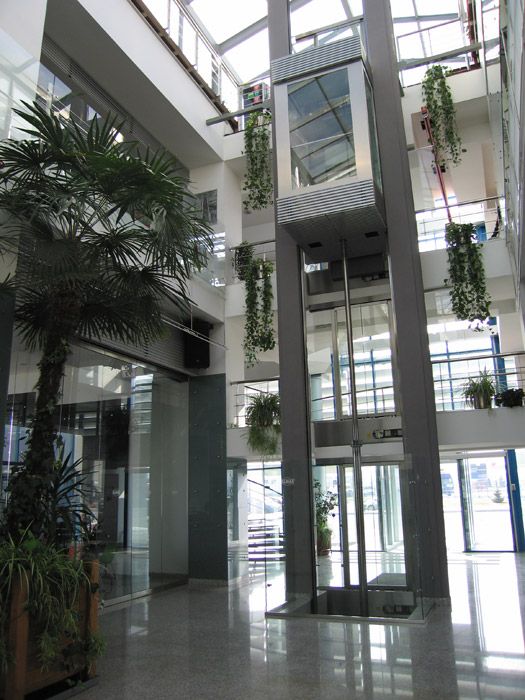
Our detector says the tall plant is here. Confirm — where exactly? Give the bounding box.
[445,222,491,323]
[422,65,462,169]
[0,101,211,539]
[243,110,273,212]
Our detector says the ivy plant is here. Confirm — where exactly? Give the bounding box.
[422,65,462,169]
[243,110,273,212]
[240,250,276,366]
[445,222,491,323]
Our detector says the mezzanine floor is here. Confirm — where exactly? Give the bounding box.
[82,552,525,699]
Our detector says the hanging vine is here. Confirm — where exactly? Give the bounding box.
[243,110,273,212]
[236,243,275,366]
[445,222,491,323]
[422,65,462,169]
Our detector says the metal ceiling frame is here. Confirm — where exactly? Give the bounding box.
[174,0,461,87]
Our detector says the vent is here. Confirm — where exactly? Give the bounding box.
[277,180,376,225]
[271,36,362,84]
[88,323,186,374]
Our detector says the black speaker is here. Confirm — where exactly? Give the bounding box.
[184,319,211,369]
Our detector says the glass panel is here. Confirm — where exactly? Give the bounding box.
[338,303,394,416]
[143,0,169,28]
[306,310,337,421]
[288,67,356,189]
[168,1,180,43]
[314,465,343,587]
[182,16,197,65]
[364,72,382,192]
[440,461,464,552]
[363,465,406,586]
[3,340,188,603]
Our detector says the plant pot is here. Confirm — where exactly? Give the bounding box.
[316,528,332,556]
[472,394,492,409]
[495,389,524,408]
[0,560,100,700]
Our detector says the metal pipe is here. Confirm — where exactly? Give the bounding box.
[331,309,343,419]
[337,464,351,588]
[341,239,369,616]
[420,107,452,224]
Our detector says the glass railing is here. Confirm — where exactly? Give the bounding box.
[134,0,240,113]
[415,196,502,252]
[231,380,279,429]
[229,239,276,284]
[432,351,525,412]
[231,351,525,436]
[195,231,226,288]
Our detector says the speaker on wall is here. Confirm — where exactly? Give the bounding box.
[184,319,211,369]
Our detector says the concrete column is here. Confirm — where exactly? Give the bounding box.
[363,0,449,598]
[188,374,228,582]
[268,0,317,603]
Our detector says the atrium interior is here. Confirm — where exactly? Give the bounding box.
[1,0,525,697]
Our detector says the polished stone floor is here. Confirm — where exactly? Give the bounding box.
[84,553,525,699]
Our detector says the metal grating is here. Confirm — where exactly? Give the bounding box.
[277,180,386,263]
[277,180,376,223]
[271,36,363,84]
[97,324,187,374]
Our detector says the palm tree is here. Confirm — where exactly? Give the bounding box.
[0,101,211,538]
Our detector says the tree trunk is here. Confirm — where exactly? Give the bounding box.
[5,331,71,538]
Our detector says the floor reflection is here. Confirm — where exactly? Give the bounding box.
[84,553,525,699]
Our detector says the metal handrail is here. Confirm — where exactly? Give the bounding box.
[431,350,525,365]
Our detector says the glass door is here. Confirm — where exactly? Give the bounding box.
[459,453,515,551]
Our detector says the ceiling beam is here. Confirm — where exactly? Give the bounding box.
[217,0,313,54]
[392,13,458,23]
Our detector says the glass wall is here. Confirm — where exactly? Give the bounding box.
[288,67,356,189]
[307,301,394,421]
[2,339,189,603]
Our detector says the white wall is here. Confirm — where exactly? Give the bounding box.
[45,0,228,168]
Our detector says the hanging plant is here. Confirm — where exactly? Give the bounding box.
[258,260,275,352]
[243,256,261,367]
[242,255,276,366]
[243,110,273,212]
[445,222,491,323]
[245,393,280,455]
[234,241,254,282]
[422,65,462,169]
[236,241,275,366]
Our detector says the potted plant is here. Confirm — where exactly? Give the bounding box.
[314,480,337,556]
[0,445,102,699]
[495,387,524,407]
[245,392,280,456]
[0,101,211,697]
[462,370,496,409]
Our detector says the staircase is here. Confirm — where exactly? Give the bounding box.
[248,517,285,566]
